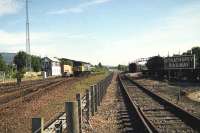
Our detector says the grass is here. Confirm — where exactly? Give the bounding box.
[37,72,109,125]
[0,72,109,133]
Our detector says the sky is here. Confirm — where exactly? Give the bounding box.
[0,0,200,66]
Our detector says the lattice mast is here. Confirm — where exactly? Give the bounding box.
[26,0,31,70]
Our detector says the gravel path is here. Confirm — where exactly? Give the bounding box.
[87,73,134,133]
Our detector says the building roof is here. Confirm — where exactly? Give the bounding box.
[43,57,60,63]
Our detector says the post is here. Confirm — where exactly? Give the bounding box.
[32,117,43,133]
[168,70,171,81]
[179,88,181,101]
[103,80,106,96]
[76,93,82,133]
[176,88,181,103]
[17,72,21,86]
[94,85,98,112]
[86,89,90,122]
[100,81,103,102]
[90,85,95,116]
[3,72,5,83]
[97,83,100,106]
[194,54,196,69]
[65,101,79,133]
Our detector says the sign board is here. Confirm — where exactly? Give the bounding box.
[164,55,196,69]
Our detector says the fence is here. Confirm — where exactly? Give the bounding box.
[32,72,113,133]
[0,71,5,83]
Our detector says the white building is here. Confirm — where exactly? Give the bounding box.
[41,57,61,77]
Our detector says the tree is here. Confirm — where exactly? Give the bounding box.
[182,46,200,67]
[31,55,42,72]
[129,63,137,73]
[191,47,200,67]
[13,51,28,84]
[0,54,6,71]
[98,62,102,68]
[146,56,164,79]
[118,64,128,72]
[59,58,73,66]
[146,56,164,71]
[14,51,28,71]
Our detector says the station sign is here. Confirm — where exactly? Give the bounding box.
[164,55,196,69]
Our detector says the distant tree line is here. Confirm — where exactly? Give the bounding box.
[14,51,42,72]
[0,54,7,72]
[59,58,73,66]
[91,62,109,74]
[0,51,42,81]
[117,64,128,72]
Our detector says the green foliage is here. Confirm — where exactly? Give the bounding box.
[146,56,164,79]
[182,46,200,67]
[0,54,7,71]
[14,51,27,71]
[92,63,108,74]
[191,47,200,67]
[0,54,16,78]
[98,62,102,68]
[60,58,73,66]
[31,55,42,72]
[146,56,164,70]
[117,64,128,71]
[13,51,42,72]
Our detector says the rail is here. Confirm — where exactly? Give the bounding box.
[119,74,200,132]
[32,72,113,133]
[127,76,200,131]
[118,74,156,133]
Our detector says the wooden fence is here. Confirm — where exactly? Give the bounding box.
[32,73,113,133]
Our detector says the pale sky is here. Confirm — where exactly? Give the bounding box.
[0,0,200,65]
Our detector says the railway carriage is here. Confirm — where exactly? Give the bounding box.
[73,61,92,76]
[61,64,73,77]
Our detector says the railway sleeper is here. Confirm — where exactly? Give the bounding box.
[156,126,194,133]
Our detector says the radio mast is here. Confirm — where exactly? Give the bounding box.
[26,0,31,71]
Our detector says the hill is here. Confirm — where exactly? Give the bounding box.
[0,52,16,65]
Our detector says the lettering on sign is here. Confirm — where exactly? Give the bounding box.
[164,55,196,69]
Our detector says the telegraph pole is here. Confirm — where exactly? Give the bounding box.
[26,0,31,71]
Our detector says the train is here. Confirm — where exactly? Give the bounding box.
[73,61,92,76]
[42,57,92,78]
[61,64,73,77]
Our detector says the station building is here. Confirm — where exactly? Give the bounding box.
[41,57,61,77]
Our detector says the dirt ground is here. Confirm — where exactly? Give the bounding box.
[134,78,200,117]
[86,73,133,133]
[0,73,107,133]
[187,91,200,102]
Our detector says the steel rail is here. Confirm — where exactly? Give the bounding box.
[118,75,157,133]
[121,74,200,132]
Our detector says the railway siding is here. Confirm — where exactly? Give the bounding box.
[119,74,200,132]
[0,73,109,133]
[134,78,200,117]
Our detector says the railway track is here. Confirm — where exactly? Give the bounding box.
[0,77,71,108]
[0,77,62,94]
[118,74,200,133]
